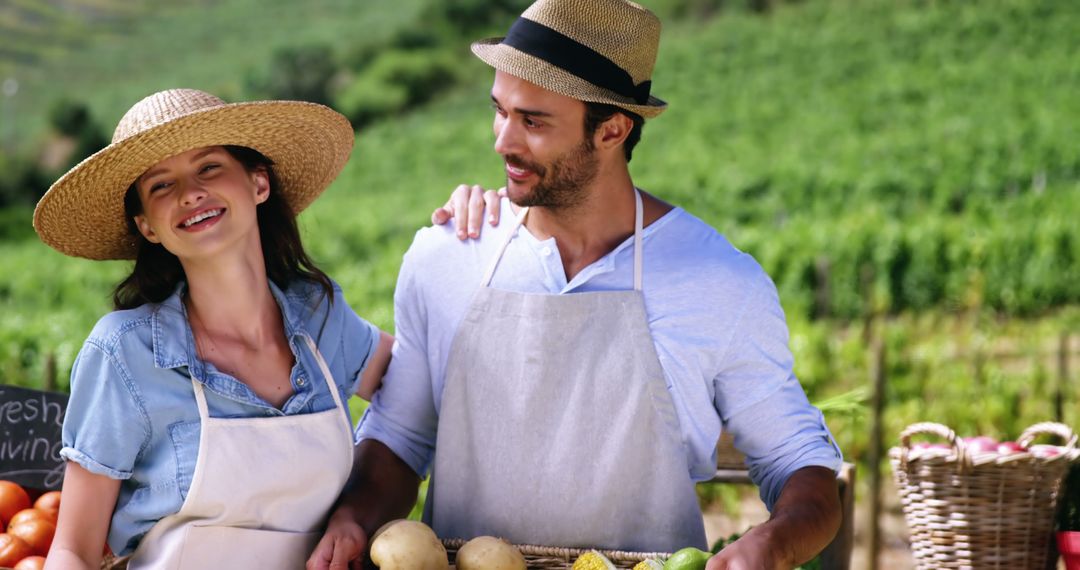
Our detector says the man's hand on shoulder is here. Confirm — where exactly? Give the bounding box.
[431,184,504,239]
[306,506,368,570]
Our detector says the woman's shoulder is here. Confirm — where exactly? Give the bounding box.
[85,304,159,350]
[277,277,356,334]
[279,277,341,316]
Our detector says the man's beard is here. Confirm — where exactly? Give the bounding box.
[504,138,599,210]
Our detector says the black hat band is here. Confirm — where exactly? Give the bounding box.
[502,17,652,105]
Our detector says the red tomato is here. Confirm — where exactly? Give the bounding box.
[0,482,31,528]
[14,555,46,570]
[32,491,60,515]
[7,518,55,557]
[0,533,34,567]
[7,508,57,530]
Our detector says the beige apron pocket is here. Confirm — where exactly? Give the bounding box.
[175,525,319,569]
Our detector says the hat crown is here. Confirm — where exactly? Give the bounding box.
[113,89,226,144]
[521,0,660,85]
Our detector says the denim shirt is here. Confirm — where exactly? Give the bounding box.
[60,278,379,555]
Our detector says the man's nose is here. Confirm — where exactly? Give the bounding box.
[493,117,523,156]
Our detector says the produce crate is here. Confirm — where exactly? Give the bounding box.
[443,539,669,569]
[889,421,1078,570]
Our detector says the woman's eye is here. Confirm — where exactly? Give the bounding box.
[149,181,170,193]
[199,163,220,174]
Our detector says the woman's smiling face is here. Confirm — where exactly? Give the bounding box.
[132,146,269,262]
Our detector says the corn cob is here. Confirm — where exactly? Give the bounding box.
[571,550,617,570]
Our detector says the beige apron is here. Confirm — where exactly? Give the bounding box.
[128,335,354,569]
[427,190,706,552]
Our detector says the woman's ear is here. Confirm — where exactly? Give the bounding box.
[251,167,271,205]
[133,215,160,243]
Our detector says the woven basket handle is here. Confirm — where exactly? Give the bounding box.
[898,422,966,470]
[1018,422,1078,453]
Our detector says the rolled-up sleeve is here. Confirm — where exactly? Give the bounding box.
[61,341,151,480]
[355,246,439,477]
[336,290,381,396]
[714,274,842,510]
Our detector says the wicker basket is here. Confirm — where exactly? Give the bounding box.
[443,538,669,569]
[889,421,1078,570]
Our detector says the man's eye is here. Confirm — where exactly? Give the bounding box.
[491,104,507,116]
[524,117,541,128]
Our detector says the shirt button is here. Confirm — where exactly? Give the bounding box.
[540,247,552,257]
[297,377,306,386]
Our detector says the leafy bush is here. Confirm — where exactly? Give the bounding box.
[0,153,48,208]
[247,44,339,105]
[334,48,457,126]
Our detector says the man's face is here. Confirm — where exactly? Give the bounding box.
[490,71,599,210]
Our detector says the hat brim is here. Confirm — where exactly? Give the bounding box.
[472,38,666,119]
[33,100,354,260]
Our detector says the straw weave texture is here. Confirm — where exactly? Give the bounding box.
[472,0,666,118]
[33,89,353,260]
[890,422,1077,570]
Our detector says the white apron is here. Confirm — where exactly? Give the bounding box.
[128,336,354,570]
[426,190,706,552]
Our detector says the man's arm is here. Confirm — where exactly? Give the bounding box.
[706,466,841,570]
[707,266,843,568]
[307,440,422,570]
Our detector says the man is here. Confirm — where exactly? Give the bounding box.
[310,0,842,568]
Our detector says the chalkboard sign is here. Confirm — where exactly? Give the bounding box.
[0,384,67,490]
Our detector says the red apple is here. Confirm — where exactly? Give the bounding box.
[1029,444,1062,458]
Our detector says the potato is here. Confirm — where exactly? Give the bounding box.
[456,536,527,570]
[369,519,449,570]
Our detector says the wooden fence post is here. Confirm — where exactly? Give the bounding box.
[866,323,887,570]
[43,351,56,392]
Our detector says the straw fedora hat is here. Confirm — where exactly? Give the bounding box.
[33,88,354,260]
[471,0,666,119]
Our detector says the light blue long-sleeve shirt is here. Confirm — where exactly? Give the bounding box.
[357,198,842,510]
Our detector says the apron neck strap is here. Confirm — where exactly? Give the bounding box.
[632,188,644,292]
[480,205,530,288]
[301,336,347,410]
[188,335,350,435]
[192,379,211,419]
[480,189,644,291]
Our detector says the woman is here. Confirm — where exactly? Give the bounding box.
[33,89,393,569]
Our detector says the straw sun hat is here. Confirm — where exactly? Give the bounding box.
[471,0,667,119]
[33,88,354,260]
